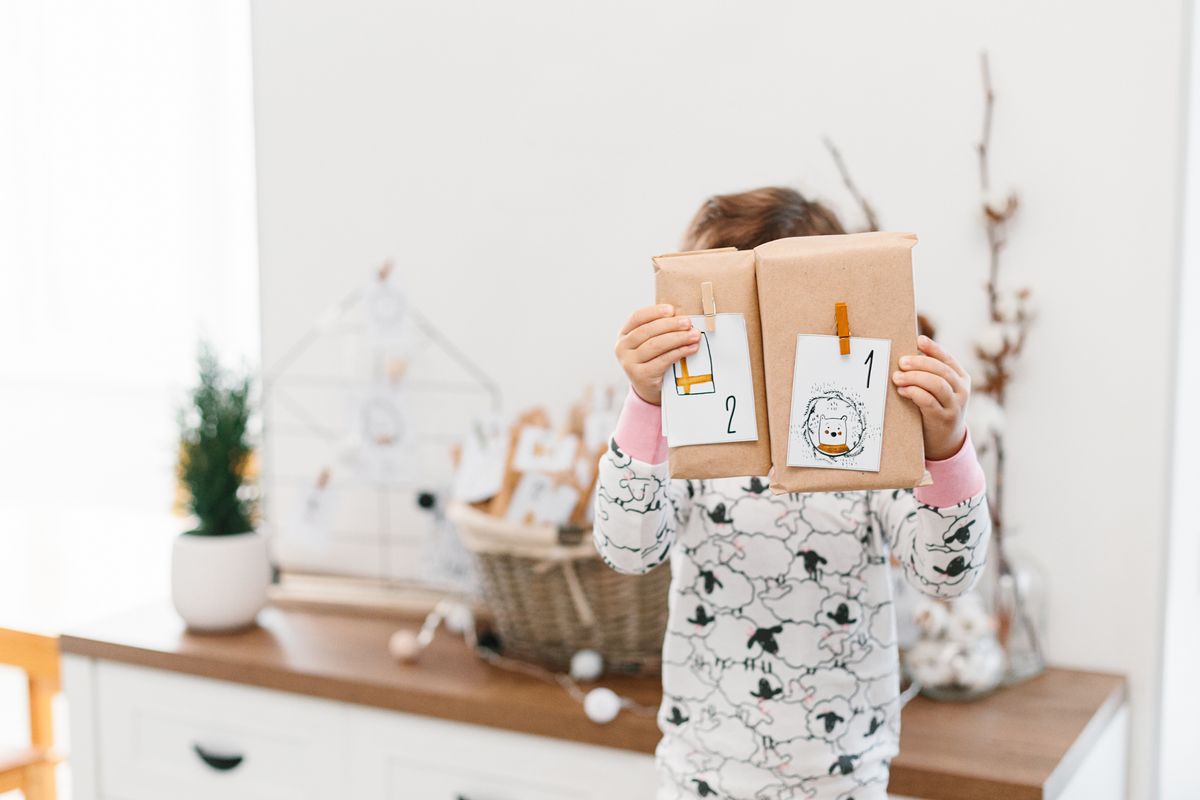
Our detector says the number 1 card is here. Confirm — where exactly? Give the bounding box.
[661,313,760,448]
[786,335,891,471]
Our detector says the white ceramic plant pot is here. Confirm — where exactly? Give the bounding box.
[171,531,271,632]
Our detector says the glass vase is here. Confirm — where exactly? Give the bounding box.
[903,591,1006,702]
[992,541,1046,685]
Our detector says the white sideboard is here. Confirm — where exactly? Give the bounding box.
[63,656,656,800]
[59,603,1129,800]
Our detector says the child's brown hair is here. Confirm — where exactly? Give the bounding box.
[682,186,937,338]
[681,186,846,251]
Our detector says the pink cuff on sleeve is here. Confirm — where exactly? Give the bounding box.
[914,431,987,508]
[612,389,669,465]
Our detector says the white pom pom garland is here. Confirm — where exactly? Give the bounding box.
[388,630,421,663]
[443,603,475,635]
[569,649,604,682]
[389,605,651,726]
[583,687,622,724]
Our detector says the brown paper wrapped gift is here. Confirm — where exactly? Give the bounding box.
[653,248,772,479]
[754,232,927,494]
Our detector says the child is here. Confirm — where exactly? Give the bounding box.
[594,187,990,800]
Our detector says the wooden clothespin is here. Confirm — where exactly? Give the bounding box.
[386,357,409,384]
[835,302,850,355]
[701,281,717,332]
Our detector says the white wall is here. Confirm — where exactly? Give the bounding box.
[0,0,259,624]
[1159,3,1200,796]
[0,0,259,790]
[250,2,1189,796]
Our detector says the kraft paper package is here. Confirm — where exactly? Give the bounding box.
[653,248,772,479]
[754,231,927,494]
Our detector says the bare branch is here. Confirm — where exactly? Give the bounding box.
[823,136,881,232]
[978,52,994,193]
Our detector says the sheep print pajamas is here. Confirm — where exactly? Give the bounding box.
[593,391,990,800]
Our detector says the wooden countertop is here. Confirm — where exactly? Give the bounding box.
[61,603,1125,799]
[62,603,664,754]
[889,669,1126,799]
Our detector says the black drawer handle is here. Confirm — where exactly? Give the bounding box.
[193,743,244,772]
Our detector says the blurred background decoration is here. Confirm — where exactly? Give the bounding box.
[903,53,1046,699]
[170,345,270,632]
[262,259,499,609]
[825,54,1044,698]
[965,53,1046,689]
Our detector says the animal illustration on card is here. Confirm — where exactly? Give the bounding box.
[503,472,580,526]
[511,427,579,473]
[803,394,863,459]
[349,388,415,482]
[787,335,891,472]
[360,394,406,446]
[816,415,849,455]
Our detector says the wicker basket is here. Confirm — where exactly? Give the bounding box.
[447,503,669,675]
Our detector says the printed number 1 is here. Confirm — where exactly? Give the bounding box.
[725,395,736,434]
[864,350,875,389]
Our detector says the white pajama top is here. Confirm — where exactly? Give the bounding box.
[592,392,990,800]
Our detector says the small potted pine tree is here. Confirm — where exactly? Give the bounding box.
[171,345,270,632]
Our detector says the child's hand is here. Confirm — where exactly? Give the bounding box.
[615,305,701,405]
[892,335,970,460]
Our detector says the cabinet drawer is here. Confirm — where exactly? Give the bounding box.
[348,705,657,799]
[376,760,573,800]
[96,661,347,800]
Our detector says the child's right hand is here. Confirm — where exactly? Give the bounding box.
[614,305,701,405]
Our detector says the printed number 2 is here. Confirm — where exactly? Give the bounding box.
[725,395,736,434]
[864,350,875,389]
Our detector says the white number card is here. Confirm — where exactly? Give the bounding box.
[511,427,580,474]
[660,313,759,447]
[786,335,891,472]
[504,473,580,527]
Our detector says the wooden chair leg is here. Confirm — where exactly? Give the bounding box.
[0,768,23,795]
[28,677,54,751]
[25,676,57,800]
[0,628,61,800]
[23,760,57,800]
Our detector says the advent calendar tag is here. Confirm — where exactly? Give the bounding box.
[504,473,580,526]
[511,427,579,473]
[661,313,759,448]
[452,416,507,504]
[786,335,891,471]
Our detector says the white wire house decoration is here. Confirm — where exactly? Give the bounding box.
[261,262,501,609]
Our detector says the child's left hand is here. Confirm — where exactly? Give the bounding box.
[892,335,970,461]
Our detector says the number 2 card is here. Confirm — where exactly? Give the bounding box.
[786,335,891,472]
[660,313,759,448]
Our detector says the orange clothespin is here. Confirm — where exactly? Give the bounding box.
[701,281,717,332]
[835,302,850,355]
